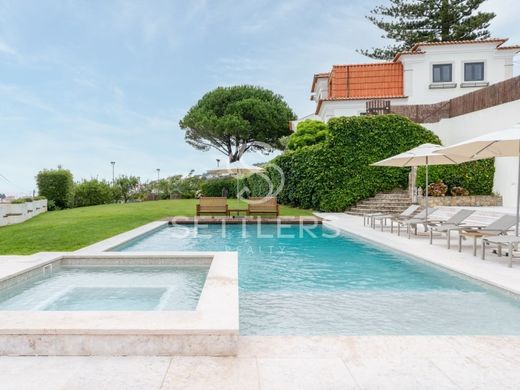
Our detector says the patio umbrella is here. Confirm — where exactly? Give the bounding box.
[206,162,264,208]
[372,143,473,220]
[436,123,520,235]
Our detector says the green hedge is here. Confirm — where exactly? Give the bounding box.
[201,177,240,198]
[416,158,495,195]
[36,168,74,210]
[244,115,443,211]
[73,179,114,208]
[246,114,497,211]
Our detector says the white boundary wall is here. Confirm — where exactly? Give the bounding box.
[0,200,47,227]
[423,100,520,208]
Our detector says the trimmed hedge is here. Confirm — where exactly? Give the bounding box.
[201,177,240,198]
[416,159,495,195]
[36,168,74,210]
[244,115,441,211]
[73,179,114,208]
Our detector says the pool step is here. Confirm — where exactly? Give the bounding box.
[345,190,412,216]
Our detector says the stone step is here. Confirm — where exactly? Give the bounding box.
[356,200,412,206]
[345,189,412,215]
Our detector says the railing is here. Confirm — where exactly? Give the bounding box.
[365,100,391,115]
[391,76,520,123]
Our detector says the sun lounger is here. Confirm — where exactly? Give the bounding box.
[391,207,437,238]
[196,197,229,216]
[427,209,475,248]
[482,235,520,267]
[458,214,517,256]
[370,204,420,231]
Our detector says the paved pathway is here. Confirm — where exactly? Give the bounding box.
[1,336,520,389]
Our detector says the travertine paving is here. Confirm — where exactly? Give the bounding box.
[1,336,520,389]
[2,214,520,388]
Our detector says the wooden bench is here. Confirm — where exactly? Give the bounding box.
[247,197,279,217]
[196,197,229,216]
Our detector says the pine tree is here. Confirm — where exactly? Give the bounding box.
[359,0,496,60]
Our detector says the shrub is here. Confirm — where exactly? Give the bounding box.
[10,198,28,204]
[175,175,205,199]
[244,115,441,211]
[34,195,46,200]
[287,119,330,150]
[427,180,448,197]
[417,159,494,195]
[113,175,140,203]
[73,179,113,208]
[46,200,55,210]
[451,186,469,196]
[201,177,239,198]
[36,169,74,209]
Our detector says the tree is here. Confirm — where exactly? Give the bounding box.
[36,168,74,210]
[179,85,296,163]
[360,0,495,60]
[287,120,330,150]
[113,175,140,203]
[73,179,113,207]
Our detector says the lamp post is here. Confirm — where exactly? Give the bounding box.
[110,161,116,184]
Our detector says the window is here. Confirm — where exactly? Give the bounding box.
[464,62,484,81]
[432,64,452,83]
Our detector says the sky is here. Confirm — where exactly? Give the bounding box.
[1,0,519,196]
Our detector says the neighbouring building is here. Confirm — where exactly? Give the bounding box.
[296,38,520,208]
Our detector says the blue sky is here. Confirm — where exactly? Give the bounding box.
[1,0,519,195]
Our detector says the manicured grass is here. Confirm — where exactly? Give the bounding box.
[0,200,313,255]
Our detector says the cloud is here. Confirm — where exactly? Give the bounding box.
[0,39,15,55]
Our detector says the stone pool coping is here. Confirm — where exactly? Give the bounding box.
[0,251,238,356]
[317,212,520,297]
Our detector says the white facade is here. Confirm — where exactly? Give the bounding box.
[306,40,518,123]
[401,41,516,104]
[424,100,520,208]
[297,40,520,207]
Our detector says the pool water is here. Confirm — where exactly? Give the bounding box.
[0,266,208,311]
[116,223,520,335]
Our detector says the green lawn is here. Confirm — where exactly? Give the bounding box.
[0,199,313,255]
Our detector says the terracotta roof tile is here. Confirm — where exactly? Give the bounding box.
[497,45,520,51]
[328,62,404,100]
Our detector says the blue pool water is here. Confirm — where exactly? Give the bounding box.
[0,266,208,311]
[116,224,520,335]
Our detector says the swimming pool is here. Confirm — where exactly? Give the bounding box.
[0,266,208,311]
[116,223,520,335]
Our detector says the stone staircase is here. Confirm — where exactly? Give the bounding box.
[346,190,412,216]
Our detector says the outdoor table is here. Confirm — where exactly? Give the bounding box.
[482,235,520,267]
[228,208,247,217]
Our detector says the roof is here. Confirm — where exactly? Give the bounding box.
[329,62,404,100]
[310,72,330,92]
[394,38,518,61]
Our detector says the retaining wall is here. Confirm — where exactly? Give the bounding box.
[0,200,47,227]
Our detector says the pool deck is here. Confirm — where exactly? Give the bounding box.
[1,335,520,389]
[2,214,520,388]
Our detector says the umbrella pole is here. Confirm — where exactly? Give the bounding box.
[236,176,240,209]
[425,157,429,221]
[515,155,520,237]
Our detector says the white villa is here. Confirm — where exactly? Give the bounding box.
[296,38,520,208]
